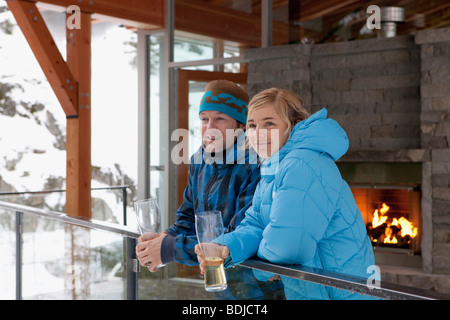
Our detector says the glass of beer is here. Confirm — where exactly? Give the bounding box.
[195,210,227,292]
[134,198,165,268]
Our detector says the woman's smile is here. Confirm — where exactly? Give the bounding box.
[247,103,288,158]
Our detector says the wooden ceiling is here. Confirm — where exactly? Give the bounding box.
[194,0,450,45]
[29,0,450,46]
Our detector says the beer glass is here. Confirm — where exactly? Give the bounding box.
[134,198,165,268]
[195,210,227,292]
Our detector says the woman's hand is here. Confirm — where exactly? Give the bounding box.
[194,243,230,274]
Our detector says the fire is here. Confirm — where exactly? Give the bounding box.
[384,227,398,244]
[392,217,418,238]
[372,203,389,228]
[370,203,417,245]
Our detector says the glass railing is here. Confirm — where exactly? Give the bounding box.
[1,200,449,300]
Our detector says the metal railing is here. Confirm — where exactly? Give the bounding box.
[0,185,130,225]
[1,200,449,300]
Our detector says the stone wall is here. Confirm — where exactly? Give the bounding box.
[246,35,422,152]
[416,28,450,275]
[246,44,312,107]
[244,28,450,278]
[310,36,421,152]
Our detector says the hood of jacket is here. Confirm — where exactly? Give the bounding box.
[261,108,348,176]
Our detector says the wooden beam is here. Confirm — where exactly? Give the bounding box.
[299,0,362,22]
[65,11,91,219]
[36,0,287,46]
[33,0,164,30]
[7,0,78,116]
[175,0,288,47]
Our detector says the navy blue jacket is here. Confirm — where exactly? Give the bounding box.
[161,133,260,266]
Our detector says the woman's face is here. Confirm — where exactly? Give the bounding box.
[247,103,289,158]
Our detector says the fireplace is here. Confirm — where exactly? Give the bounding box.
[338,162,423,268]
[352,187,421,254]
[244,32,450,290]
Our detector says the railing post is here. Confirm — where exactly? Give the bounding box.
[122,186,128,226]
[126,237,139,300]
[15,211,23,300]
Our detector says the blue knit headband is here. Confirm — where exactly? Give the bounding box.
[199,90,248,124]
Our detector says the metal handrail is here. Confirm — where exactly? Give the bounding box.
[1,200,450,300]
[0,200,139,238]
[0,185,131,196]
[0,185,131,225]
[241,259,450,300]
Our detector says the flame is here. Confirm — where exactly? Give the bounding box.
[384,226,398,244]
[380,203,390,215]
[392,217,418,238]
[370,203,417,245]
[372,203,389,228]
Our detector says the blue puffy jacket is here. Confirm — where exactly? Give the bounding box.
[221,109,378,300]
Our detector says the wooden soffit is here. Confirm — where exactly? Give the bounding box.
[34,0,287,47]
[34,0,164,30]
[175,0,288,47]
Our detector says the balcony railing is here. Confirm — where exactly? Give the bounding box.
[1,200,449,300]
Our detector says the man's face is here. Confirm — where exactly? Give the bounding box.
[200,110,244,153]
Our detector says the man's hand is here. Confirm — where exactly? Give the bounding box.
[136,232,167,272]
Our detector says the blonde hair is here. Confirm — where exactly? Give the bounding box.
[247,88,310,138]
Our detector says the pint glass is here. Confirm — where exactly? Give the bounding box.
[134,198,165,268]
[195,210,227,292]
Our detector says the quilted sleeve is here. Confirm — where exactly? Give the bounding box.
[258,157,335,265]
[216,183,265,266]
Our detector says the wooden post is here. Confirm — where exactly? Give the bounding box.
[66,11,92,219]
[64,11,93,298]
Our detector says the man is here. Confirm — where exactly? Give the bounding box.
[136,80,284,299]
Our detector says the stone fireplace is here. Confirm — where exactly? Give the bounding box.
[245,27,450,294]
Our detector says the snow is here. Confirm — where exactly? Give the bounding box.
[0,3,138,193]
[0,2,139,299]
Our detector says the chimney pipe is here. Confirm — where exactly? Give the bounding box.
[380,7,405,38]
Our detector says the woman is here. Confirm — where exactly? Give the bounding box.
[196,88,379,300]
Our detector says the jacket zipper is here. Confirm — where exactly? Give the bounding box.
[203,162,218,211]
